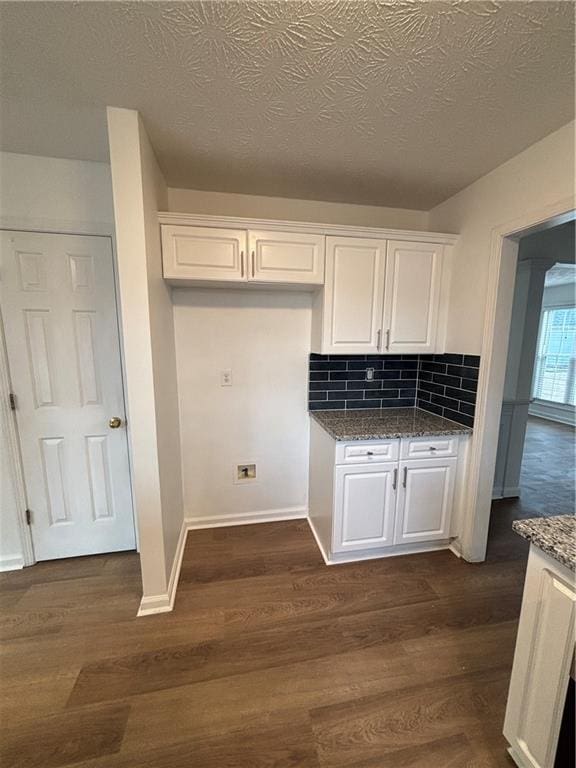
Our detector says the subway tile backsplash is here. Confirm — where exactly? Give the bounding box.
[308,353,480,428]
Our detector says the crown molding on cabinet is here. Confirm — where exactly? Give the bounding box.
[157,212,459,245]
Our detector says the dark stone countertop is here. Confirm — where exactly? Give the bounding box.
[513,515,575,572]
[310,407,473,441]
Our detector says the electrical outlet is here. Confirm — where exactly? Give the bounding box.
[235,464,256,483]
[221,369,232,386]
[366,367,375,381]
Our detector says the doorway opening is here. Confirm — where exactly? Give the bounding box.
[489,221,575,557]
[0,230,136,569]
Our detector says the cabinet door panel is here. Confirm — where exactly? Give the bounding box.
[333,462,396,553]
[383,241,442,354]
[323,237,386,354]
[249,231,324,284]
[395,458,456,544]
[162,225,246,282]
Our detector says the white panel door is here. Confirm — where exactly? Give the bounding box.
[395,458,456,544]
[382,240,442,354]
[333,462,397,553]
[248,230,325,284]
[0,231,135,560]
[161,225,247,282]
[323,236,386,354]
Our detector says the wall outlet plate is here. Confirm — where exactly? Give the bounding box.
[235,463,256,483]
[221,369,232,386]
[366,367,375,381]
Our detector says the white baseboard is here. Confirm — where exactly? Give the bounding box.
[137,517,188,617]
[185,506,308,530]
[0,554,25,572]
[493,486,521,500]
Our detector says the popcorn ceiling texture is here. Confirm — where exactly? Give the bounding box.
[0,1,573,209]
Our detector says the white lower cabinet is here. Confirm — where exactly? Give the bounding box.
[394,458,457,545]
[309,421,465,563]
[333,463,397,553]
[504,545,575,768]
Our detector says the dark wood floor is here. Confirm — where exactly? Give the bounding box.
[1,416,572,767]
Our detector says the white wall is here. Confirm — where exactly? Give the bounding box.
[107,108,184,613]
[0,151,116,569]
[0,151,114,232]
[167,187,429,231]
[428,122,575,355]
[173,288,311,525]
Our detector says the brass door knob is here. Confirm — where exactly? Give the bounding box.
[108,416,123,429]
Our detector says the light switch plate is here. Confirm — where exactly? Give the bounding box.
[221,369,232,386]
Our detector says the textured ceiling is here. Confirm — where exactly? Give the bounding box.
[0,1,574,209]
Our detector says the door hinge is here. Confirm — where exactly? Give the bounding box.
[25,509,32,526]
[9,393,16,410]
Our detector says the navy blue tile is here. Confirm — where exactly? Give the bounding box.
[309,391,327,400]
[463,355,480,368]
[420,362,446,374]
[401,371,418,381]
[348,360,384,371]
[346,400,380,409]
[459,402,476,417]
[432,373,461,388]
[380,390,403,400]
[383,360,418,370]
[418,400,444,416]
[309,371,329,381]
[419,380,445,396]
[365,389,397,399]
[375,370,405,381]
[329,371,366,381]
[309,400,345,411]
[441,354,464,365]
[309,381,345,391]
[445,386,476,404]
[461,377,478,392]
[310,361,347,371]
[309,353,326,361]
[447,365,478,380]
[430,394,460,411]
[354,380,383,390]
[330,390,364,400]
[372,354,403,361]
[418,389,431,401]
[401,354,420,361]
[400,388,417,399]
[418,370,433,382]
[443,408,474,428]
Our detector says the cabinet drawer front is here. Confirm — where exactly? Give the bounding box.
[336,440,399,464]
[401,436,458,459]
[162,225,246,282]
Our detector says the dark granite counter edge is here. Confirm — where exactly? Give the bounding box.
[512,517,575,573]
[310,409,473,442]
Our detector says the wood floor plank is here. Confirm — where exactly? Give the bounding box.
[0,703,130,768]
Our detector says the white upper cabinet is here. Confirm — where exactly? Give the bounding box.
[162,225,247,282]
[320,236,386,354]
[248,230,325,285]
[382,240,443,354]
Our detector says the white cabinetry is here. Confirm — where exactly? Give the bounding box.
[162,225,245,282]
[319,236,386,354]
[333,462,397,553]
[504,545,575,768]
[162,224,324,286]
[312,236,446,355]
[395,458,456,545]
[309,421,466,563]
[382,240,443,354]
[248,230,324,284]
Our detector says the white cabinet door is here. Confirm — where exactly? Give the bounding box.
[248,231,325,284]
[333,462,397,553]
[322,236,386,354]
[395,457,456,544]
[504,547,576,768]
[161,225,247,282]
[382,240,442,354]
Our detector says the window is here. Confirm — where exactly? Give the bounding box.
[532,306,576,405]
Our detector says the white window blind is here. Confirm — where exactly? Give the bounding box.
[532,306,576,406]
